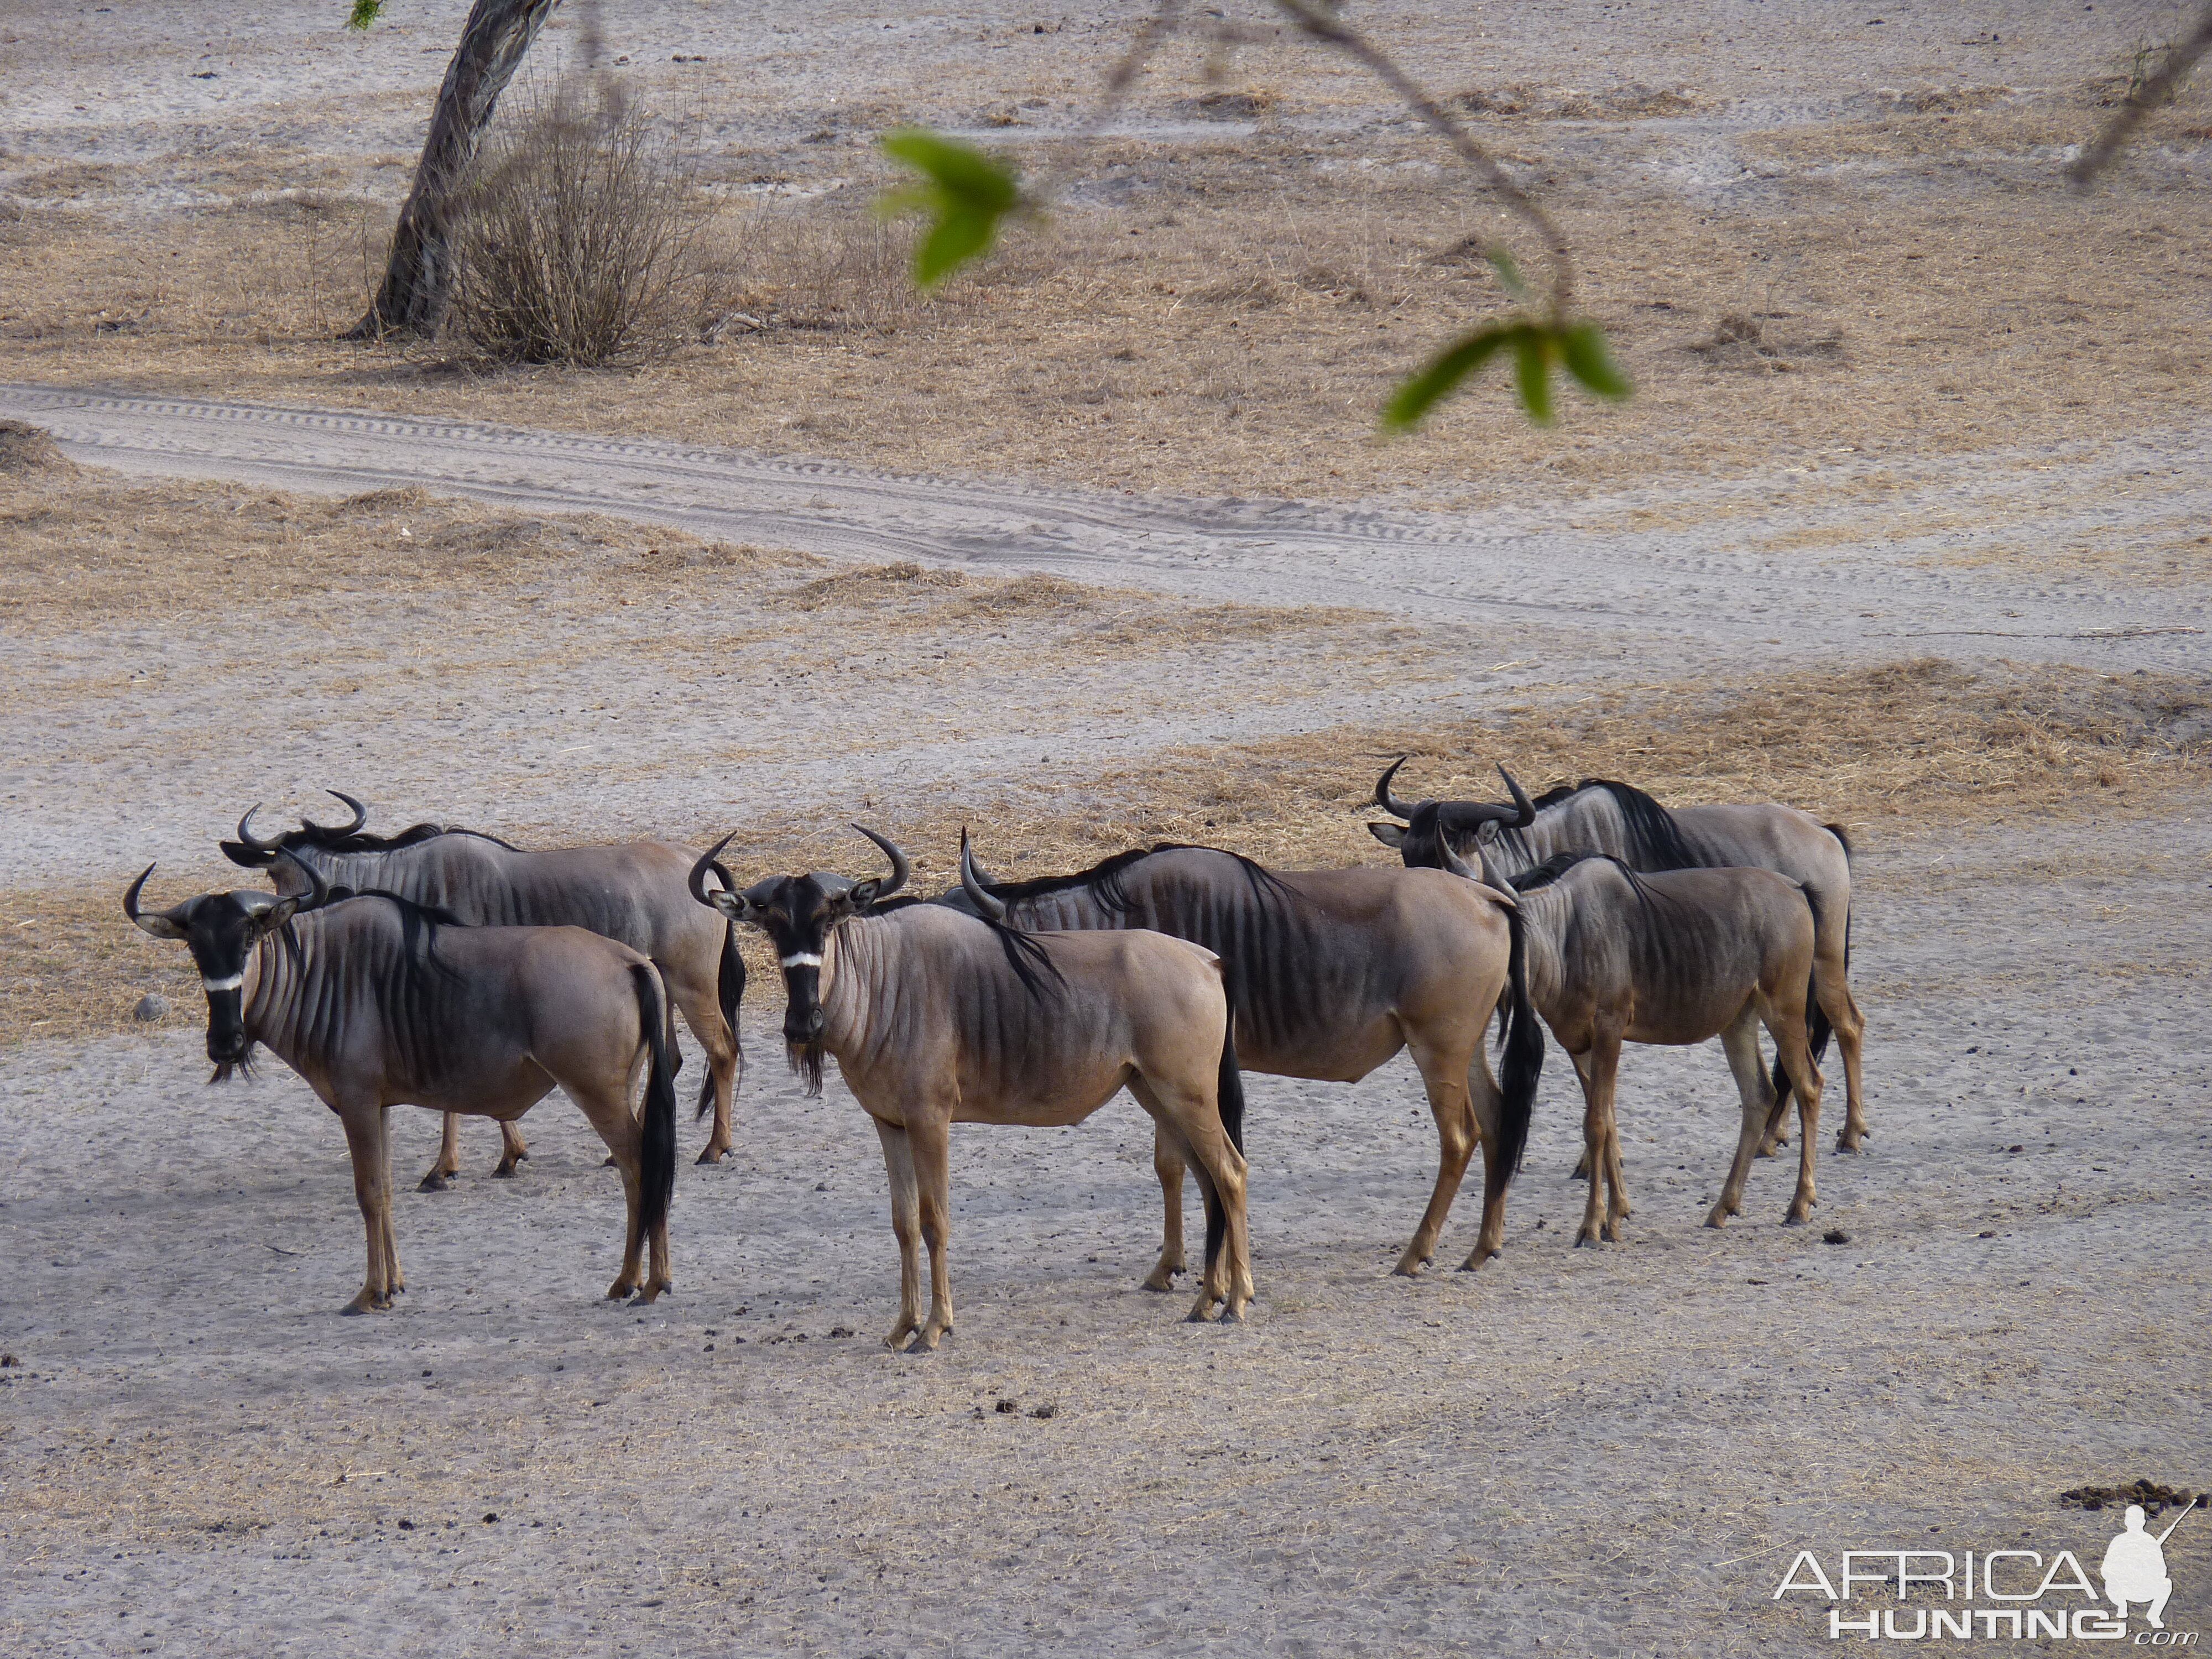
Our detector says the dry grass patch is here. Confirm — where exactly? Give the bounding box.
[0,461,820,630]
[771,559,1372,645]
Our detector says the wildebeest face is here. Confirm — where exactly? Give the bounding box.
[688,825,911,1079]
[1367,759,1536,871]
[124,861,317,1074]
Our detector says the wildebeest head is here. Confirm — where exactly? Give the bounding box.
[1366,757,1536,877]
[219,791,371,877]
[688,825,909,1092]
[124,849,330,1078]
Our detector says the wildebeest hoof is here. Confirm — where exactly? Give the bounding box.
[602,1154,618,1168]
[606,1279,639,1300]
[1782,1212,1808,1226]
[492,1162,519,1179]
[1389,1251,1432,1277]
[1140,1265,1182,1292]
[1703,1209,1730,1229]
[695,1147,727,1165]
[418,1171,452,1192]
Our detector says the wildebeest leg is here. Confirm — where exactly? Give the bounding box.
[871,1117,925,1351]
[1142,1124,1188,1292]
[1708,1007,1772,1228]
[1399,1035,1478,1275]
[671,980,739,1165]
[1762,997,1824,1223]
[569,1073,661,1301]
[1814,956,1867,1154]
[1130,1077,1252,1323]
[1571,1039,1627,1246]
[336,1102,397,1314]
[1457,1031,1512,1271]
[907,1110,957,1353]
[493,1119,529,1177]
[419,1110,463,1191]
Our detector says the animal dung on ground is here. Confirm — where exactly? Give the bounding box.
[132,993,168,1021]
[2060,1480,2202,1515]
[1822,1228,1851,1245]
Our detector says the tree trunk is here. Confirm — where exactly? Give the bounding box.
[348,0,566,339]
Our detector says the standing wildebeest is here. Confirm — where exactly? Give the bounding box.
[933,837,1542,1279]
[1487,851,1826,1246]
[1368,759,1867,1153]
[691,826,1253,1349]
[125,853,679,1311]
[223,793,742,1183]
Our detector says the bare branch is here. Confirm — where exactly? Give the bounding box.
[2069,1,2212,187]
[1265,0,1575,317]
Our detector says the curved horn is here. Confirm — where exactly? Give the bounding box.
[1497,764,1536,827]
[849,824,909,900]
[274,847,331,913]
[690,831,740,907]
[234,804,284,855]
[123,863,189,940]
[307,790,368,836]
[1374,755,1419,819]
[958,827,1005,922]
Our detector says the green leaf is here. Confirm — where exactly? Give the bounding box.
[1560,323,1632,399]
[879,130,1019,213]
[1514,330,1556,425]
[1484,247,1529,302]
[346,0,385,29]
[1381,324,1524,431]
[877,128,1021,286]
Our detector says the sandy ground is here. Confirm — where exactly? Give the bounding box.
[2,1,2209,1653]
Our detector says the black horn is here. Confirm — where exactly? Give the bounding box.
[690,831,740,908]
[275,847,331,914]
[1374,755,1420,820]
[958,827,1005,922]
[306,790,369,837]
[849,824,910,901]
[234,804,285,856]
[1497,765,1536,827]
[123,863,190,940]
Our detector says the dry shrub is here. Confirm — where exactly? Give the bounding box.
[0,419,75,476]
[448,91,698,366]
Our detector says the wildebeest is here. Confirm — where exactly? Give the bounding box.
[932,838,1542,1279]
[223,793,742,1182]
[1494,851,1825,1244]
[125,852,679,1311]
[1368,759,1867,1154]
[690,826,1252,1348]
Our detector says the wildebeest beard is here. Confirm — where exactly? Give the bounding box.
[787,1035,826,1096]
[208,1042,262,1085]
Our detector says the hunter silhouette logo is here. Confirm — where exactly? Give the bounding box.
[2103,1505,2188,1630]
[1772,1497,2201,1642]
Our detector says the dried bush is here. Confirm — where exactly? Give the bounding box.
[447,92,697,366]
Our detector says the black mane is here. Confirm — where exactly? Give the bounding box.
[982,842,1298,912]
[1528,779,1702,872]
[290,822,524,855]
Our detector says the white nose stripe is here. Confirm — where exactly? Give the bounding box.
[779,952,823,969]
[202,974,244,992]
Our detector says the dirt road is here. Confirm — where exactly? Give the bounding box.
[4,383,2204,684]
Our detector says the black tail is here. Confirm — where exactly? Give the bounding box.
[1495,903,1543,1181]
[632,964,678,1235]
[1217,1016,1246,1158]
[699,888,747,1122]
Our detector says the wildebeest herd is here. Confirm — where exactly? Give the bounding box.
[122,764,1864,1349]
